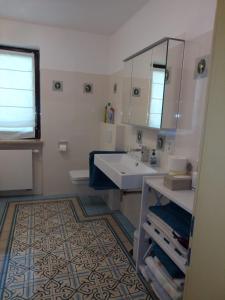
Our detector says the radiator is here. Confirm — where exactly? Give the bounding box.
[0,150,33,191]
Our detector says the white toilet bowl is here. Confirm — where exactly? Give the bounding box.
[69,170,89,185]
[69,169,91,195]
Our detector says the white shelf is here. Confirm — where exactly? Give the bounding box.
[145,177,195,214]
[143,222,186,274]
[136,174,194,292]
[0,140,43,146]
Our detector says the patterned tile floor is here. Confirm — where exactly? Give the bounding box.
[0,198,156,300]
[78,196,135,242]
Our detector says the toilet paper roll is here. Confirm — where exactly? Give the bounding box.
[168,155,187,175]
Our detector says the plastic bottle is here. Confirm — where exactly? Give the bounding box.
[104,102,111,123]
[106,102,111,123]
[104,104,108,123]
[108,106,115,124]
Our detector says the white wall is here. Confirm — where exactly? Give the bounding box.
[184,1,225,298]
[0,0,217,195]
[109,0,216,73]
[175,31,213,166]
[108,0,216,170]
[0,18,110,195]
[0,18,109,74]
[41,70,108,195]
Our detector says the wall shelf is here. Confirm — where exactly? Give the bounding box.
[0,140,43,145]
[145,177,194,214]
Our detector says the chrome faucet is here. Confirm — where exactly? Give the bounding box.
[129,147,142,160]
[129,145,150,162]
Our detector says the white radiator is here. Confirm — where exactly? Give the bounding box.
[0,150,33,191]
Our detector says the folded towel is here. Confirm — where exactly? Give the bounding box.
[149,202,192,240]
[145,266,172,300]
[145,256,183,300]
[151,280,173,300]
[151,244,185,279]
[147,212,188,256]
[89,151,125,190]
[154,256,185,291]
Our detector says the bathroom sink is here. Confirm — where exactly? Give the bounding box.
[94,153,165,190]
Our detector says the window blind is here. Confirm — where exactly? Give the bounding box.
[0,50,35,139]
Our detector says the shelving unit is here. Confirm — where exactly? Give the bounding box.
[144,177,194,214]
[136,176,195,299]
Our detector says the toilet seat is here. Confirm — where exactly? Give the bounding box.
[70,170,89,185]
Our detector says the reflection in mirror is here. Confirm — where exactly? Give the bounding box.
[162,39,185,129]
[148,67,165,128]
[148,41,167,128]
[129,49,152,127]
[122,60,132,123]
[122,38,185,130]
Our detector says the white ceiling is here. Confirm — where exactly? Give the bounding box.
[0,0,149,35]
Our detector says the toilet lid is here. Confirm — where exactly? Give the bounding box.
[69,170,89,181]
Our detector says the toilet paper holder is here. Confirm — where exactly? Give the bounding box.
[58,141,68,152]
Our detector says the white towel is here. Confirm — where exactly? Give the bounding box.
[147,212,188,257]
[145,256,183,300]
[151,281,172,300]
[154,256,185,291]
[144,266,172,300]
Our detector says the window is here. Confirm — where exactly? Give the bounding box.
[0,46,40,140]
[148,66,165,128]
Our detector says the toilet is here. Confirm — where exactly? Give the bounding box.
[69,168,121,210]
[69,169,109,198]
[69,169,94,196]
[69,169,89,185]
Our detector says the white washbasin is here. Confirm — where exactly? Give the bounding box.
[94,153,165,190]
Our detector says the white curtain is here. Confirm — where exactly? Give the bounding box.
[0,50,35,139]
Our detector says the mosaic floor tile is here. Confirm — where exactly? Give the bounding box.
[0,199,156,300]
[78,196,135,243]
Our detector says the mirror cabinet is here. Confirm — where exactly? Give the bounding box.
[122,38,185,130]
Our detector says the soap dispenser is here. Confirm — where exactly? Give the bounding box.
[150,149,157,166]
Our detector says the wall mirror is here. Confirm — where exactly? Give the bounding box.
[122,38,185,130]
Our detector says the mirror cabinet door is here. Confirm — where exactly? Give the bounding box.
[122,38,184,130]
[122,60,132,124]
[148,41,167,128]
[161,39,184,129]
[129,49,152,127]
